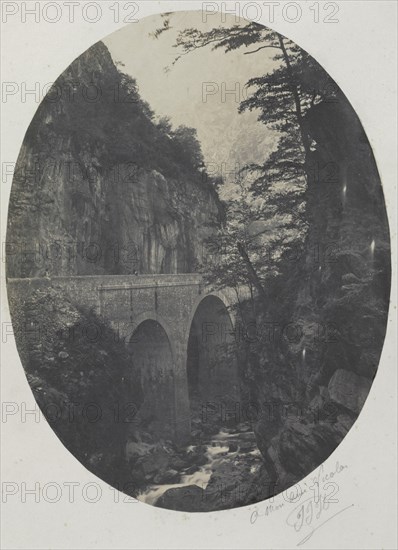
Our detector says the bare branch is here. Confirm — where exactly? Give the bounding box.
[244,45,280,55]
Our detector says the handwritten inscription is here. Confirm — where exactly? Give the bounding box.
[250,462,353,546]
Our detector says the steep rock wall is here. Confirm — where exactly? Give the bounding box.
[7,41,222,278]
[251,95,391,489]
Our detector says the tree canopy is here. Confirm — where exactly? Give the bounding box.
[154,15,338,297]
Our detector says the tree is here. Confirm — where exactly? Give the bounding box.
[156,115,173,137]
[154,16,337,297]
[171,125,204,169]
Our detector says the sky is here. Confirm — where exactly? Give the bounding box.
[103,11,279,190]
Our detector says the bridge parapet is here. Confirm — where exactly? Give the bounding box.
[7,273,202,314]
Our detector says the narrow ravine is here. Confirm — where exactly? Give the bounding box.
[137,427,262,508]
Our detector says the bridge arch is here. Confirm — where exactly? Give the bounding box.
[126,313,176,439]
[186,293,240,431]
[184,289,237,344]
[125,311,177,361]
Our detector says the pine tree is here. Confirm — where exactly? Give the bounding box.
[154,16,338,296]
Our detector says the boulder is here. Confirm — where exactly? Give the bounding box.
[135,449,171,476]
[168,456,187,471]
[184,464,200,475]
[184,445,208,467]
[278,421,344,477]
[328,369,372,414]
[154,469,179,484]
[203,461,251,510]
[156,485,204,512]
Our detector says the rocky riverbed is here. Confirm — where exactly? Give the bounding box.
[129,424,271,512]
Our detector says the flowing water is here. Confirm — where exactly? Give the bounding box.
[138,428,262,506]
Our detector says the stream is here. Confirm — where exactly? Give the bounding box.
[137,428,262,507]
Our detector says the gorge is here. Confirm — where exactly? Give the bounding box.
[6,31,391,512]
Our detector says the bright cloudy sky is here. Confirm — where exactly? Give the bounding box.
[103,11,279,186]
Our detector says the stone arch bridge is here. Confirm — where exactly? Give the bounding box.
[7,274,240,442]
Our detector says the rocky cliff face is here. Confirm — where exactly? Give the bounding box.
[7,41,222,278]
[250,95,391,489]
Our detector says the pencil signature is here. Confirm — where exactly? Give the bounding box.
[250,462,353,546]
[285,463,353,546]
[286,495,354,546]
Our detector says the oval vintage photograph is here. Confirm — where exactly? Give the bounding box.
[6,10,391,512]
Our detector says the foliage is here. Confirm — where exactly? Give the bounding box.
[171,125,204,169]
[155,16,338,296]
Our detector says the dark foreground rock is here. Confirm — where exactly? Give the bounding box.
[156,485,204,512]
[328,369,372,414]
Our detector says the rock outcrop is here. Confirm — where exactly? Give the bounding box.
[7,41,222,278]
[250,94,391,491]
